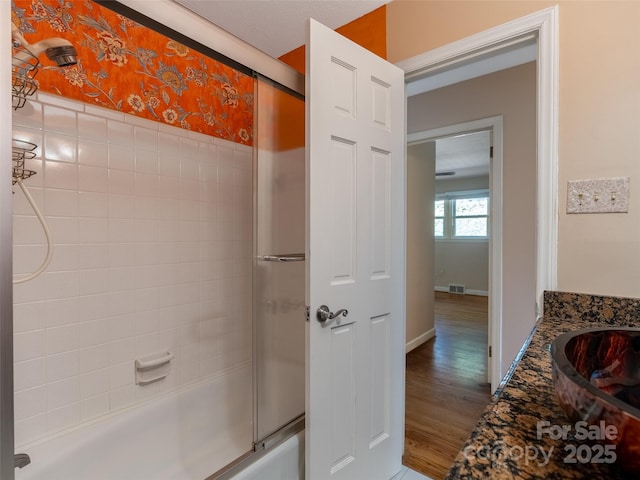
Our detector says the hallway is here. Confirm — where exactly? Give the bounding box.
[403,292,492,479]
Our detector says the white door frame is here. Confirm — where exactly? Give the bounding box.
[397,6,558,385]
[408,116,503,391]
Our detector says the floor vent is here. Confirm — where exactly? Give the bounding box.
[448,284,466,295]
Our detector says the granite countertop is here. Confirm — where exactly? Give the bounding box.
[445,311,637,480]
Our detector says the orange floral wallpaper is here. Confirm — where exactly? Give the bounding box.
[11,0,254,145]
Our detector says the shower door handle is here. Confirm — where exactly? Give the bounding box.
[316,305,348,324]
[258,253,305,262]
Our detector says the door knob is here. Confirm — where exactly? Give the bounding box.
[316,305,348,323]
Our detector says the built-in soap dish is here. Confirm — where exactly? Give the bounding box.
[135,351,174,385]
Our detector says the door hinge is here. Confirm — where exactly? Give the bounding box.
[490,146,494,158]
[489,346,492,358]
[305,305,310,322]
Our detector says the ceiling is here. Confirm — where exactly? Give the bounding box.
[174,0,391,58]
[436,131,490,179]
[171,0,516,179]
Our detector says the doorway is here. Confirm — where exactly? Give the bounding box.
[399,6,559,479]
[408,117,504,392]
[399,6,558,389]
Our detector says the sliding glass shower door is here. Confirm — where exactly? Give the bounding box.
[254,75,305,444]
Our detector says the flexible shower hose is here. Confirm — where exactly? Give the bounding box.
[13,178,53,284]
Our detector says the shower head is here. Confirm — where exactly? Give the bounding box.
[11,22,78,67]
[43,44,78,67]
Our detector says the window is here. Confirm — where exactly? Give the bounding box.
[434,190,489,239]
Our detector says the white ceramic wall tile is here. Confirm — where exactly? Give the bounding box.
[159,156,181,178]
[126,114,159,129]
[134,291,159,317]
[78,165,109,193]
[213,137,239,151]
[13,100,43,130]
[135,126,158,149]
[135,172,158,197]
[13,274,47,305]
[187,130,213,143]
[37,93,84,111]
[46,351,79,382]
[13,244,47,277]
[44,188,78,217]
[44,161,78,190]
[108,292,136,319]
[14,413,47,447]
[12,126,43,158]
[79,369,109,399]
[135,148,158,174]
[78,217,109,243]
[76,244,109,270]
[13,95,254,446]
[13,215,46,245]
[158,176,180,200]
[75,295,109,325]
[108,169,135,195]
[46,377,80,410]
[14,358,45,392]
[15,386,45,420]
[46,403,81,433]
[44,132,77,163]
[107,120,134,147]
[13,301,47,333]
[21,158,45,188]
[85,104,124,121]
[81,393,110,420]
[47,244,80,272]
[46,216,79,244]
[180,156,200,180]
[217,145,234,168]
[78,344,110,373]
[110,385,136,411]
[109,337,135,363]
[158,132,181,157]
[78,319,109,348]
[14,330,46,362]
[43,105,77,137]
[46,324,79,355]
[108,144,135,171]
[78,191,109,217]
[78,139,108,167]
[133,245,158,267]
[43,297,79,328]
[109,361,133,389]
[78,269,110,297]
[78,113,108,141]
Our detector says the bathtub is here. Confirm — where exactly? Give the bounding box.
[15,365,254,480]
[228,431,304,480]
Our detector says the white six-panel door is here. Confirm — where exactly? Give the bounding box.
[305,19,406,480]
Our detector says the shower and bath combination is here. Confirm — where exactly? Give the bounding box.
[10,22,78,285]
[10,21,78,470]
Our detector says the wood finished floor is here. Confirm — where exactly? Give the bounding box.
[403,292,492,480]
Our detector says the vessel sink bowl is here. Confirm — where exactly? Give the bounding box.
[551,327,640,473]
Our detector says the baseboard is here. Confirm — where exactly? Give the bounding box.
[405,328,435,354]
[434,286,489,297]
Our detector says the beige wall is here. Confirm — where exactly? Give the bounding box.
[408,62,537,373]
[406,142,436,350]
[435,175,490,294]
[388,0,640,299]
[434,241,489,293]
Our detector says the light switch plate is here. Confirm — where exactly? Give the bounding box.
[567,177,630,214]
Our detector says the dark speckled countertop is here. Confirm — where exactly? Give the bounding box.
[445,291,640,480]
